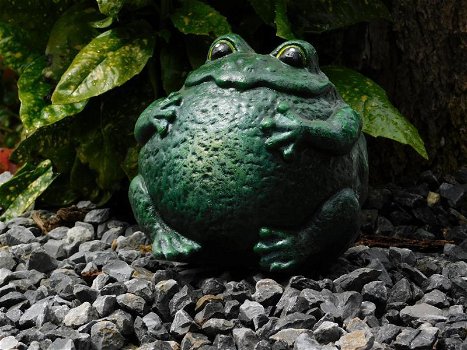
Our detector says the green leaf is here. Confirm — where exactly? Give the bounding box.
[274,0,295,39]
[0,0,75,50]
[0,21,39,73]
[51,20,155,104]
[0,159,57,221]
[248,0,274,24]
[160,42,189,94]
[289,0,391,34]
[17,57,87,135]
[45,3,102,80]
[171,0,231,37]
[322,65,428,159]
[96,0,125,17]
[12,117,76,173]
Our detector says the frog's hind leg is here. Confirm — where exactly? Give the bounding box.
[254,188,360,272]
[129,175,201,261]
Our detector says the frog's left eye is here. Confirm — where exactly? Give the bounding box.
[276,45,306,68]
[208,40,235,61]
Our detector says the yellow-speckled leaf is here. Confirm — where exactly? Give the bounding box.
[96,0,125,17]
[45,3,102,80]
[0,0,75,50]
[18,57,87,135]
[171,0,231,37]
[0,21,39,73]
[51,20,155,104]
[322,65,428,159]
[289,0,391,34]
[0,160,57,221]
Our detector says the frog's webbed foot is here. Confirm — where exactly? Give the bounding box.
[135,92,182,144]
[152,227,201,261]
[129,175,201,261]
[253,228,302,272]
[261,103,306,161]
[254,188,360,272]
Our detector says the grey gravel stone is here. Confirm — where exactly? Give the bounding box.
[0,336,21,350]
[194,301,224,325]
[92,295,116,317]
[171,309,195,337]
[3,226,36,246]
[116,292,146,315]
[422,273,452,292]
[270,329,312,347]
[0,250,16,270]
[0,291,26,307]
[47,227,68,240]
[47,338,75,350]
[420,289,449,308]
[19,300,49,327]
[125,278,153,301]
[374,324,401,344]
[202,318,235,336]
[400,303,447,325]
[233,327,259,350]
[90,320,125,350]
[201,278,225,295]
[169,285,196,317]
[314,321,343,344]
[181,332,210,350]
[253,279,283,305]
[154,279,180,321]
[73,284,98,303]
[239,300,265,324]
[63,302,98,328]
[389,247,416,265]
[101,227,123,245]
[214,334,236,350]
[336,329,374,350]
[42,239,67,260]
[104,309,134,335]
[66,226,93,245]
[26,248,58,273]
[102,260,134,282]
[294,333,322,350]
[334,268,381,292]
[134,312,168,343]
[84,209,110,224]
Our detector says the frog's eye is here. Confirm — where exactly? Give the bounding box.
[208,40,235,61]
[276,45,306,68]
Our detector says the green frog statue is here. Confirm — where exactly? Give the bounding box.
[129,34,368,272]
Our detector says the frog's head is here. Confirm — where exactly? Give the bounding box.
[184,33,332,96]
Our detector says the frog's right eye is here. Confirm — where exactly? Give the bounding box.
[208,40,235,60]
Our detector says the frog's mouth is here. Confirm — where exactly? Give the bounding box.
[184,54,333,97]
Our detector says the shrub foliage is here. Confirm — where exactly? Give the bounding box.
[0,0,427,219]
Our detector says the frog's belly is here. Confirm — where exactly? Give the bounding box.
[140,130,357,252]
[139,86,358,252]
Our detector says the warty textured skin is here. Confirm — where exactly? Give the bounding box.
[129,34,368,272]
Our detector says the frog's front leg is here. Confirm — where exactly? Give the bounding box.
[134,92,182,144]
[254,188,360,272]
[129,175,201,261]
[261,102,361,160]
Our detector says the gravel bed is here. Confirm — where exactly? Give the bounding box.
[0,167,466,350]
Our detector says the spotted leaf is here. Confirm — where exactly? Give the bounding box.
[171,0,231,37]
[51,20,155,104]
[322,65,428,159]
[0,160,57,221]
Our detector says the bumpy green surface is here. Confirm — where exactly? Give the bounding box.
[129,34,368,272]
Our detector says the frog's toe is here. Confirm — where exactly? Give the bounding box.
[255,227,300,272]
[153,231,201,261]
